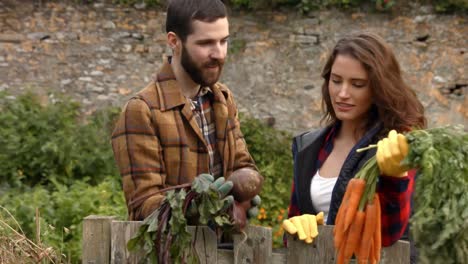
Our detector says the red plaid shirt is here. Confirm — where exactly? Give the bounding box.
[288,126,415,247]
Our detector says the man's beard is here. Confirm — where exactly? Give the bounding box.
[181,45,224,87]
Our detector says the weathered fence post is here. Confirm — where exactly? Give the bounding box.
[287,225,335,263]
[187,226,219,263]
[233,225,272,264]
[110,221,146,264]
[379,239,410,264]
[82,215,115,264]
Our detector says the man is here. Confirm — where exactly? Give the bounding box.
[111,0,263,223]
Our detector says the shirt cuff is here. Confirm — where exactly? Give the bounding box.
[378,175,410,193]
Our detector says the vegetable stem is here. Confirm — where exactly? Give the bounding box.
[356,144,378,153]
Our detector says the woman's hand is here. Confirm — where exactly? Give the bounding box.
[282,212,324,243]
[376,130,409,177]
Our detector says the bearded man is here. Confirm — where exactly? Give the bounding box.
[111,0,263,228]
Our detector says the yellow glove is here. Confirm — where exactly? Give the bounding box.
[282,213,323,244]
[376,130,410,177]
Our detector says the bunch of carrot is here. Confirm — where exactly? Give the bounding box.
[333,157,381,264]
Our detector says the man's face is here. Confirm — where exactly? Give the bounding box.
[181,17,229,87]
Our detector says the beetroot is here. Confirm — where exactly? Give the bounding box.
[229,168,263,202]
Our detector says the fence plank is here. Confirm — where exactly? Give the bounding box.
[233,225,272,264]
[217,249,233,264]
[82,215,115,264]
[272,249,287,264]
[380,239,410,264]
[287,225,335,264]
[110,221,146,264]
[187,226,218,264]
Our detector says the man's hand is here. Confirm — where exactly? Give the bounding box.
[376,130,410,177]
[247,195,261,218]
[282,213,324,244]
[230,195,261,231]
[186,174,234,220]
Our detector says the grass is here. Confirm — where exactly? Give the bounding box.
[0,206,64,264]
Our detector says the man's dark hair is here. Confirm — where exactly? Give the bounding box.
[166,0,227,42]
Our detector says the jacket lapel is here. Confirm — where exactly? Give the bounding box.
[156,60,207,145]
[212,84,230,176]
[294,127,330,214]
[180,101,207,146]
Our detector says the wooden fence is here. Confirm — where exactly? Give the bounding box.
[82,215,410,264]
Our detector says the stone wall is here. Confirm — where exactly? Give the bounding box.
[0,1,466,134]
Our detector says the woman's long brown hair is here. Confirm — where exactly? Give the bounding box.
[320,32,427,135]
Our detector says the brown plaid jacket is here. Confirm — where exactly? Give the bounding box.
[111,60,258,220]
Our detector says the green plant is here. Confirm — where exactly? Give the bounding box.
[128,175,233,263]
[0,91,125,262]
[432,0,468,12]
[0,177,126,262]
[228,38,247,55]
[239,114,293,247]
[0,91,120,187]
[404,126,468,263]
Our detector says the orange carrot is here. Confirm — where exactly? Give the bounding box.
[374,194,382,262]
[343,210,366,260]
[333,209,346,249]
[358,237,374,264]
[336,238,346,264]
[334,179,356,248]
[334,194,348,233]
[369,238,377,264]
[343,179,366,232]
[357,194,378,262]
[343,178,356,203]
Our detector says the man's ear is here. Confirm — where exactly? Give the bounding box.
[167,32,181,55]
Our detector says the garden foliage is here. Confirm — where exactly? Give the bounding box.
[0,91,294,261]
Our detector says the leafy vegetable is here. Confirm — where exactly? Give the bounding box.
[350,125,467,263]
[127,176,234,263]
[403,125,468,264]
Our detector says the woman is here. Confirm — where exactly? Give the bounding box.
[286,32,426,250]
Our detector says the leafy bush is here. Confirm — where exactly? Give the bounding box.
[0,92,120,187]
[432,0,468,12]
[0,177,126,262]
[0,91,295,258]
[240,114,293,247]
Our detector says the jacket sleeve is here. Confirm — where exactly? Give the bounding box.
[377,169,416,246]
[232,110,258,172]
[111,98,166,220]
[227,91,261,171]
[288,139,302,218]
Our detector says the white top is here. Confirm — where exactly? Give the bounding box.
[310,170,338,223]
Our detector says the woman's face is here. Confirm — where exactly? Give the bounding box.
[328,54,373,125]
